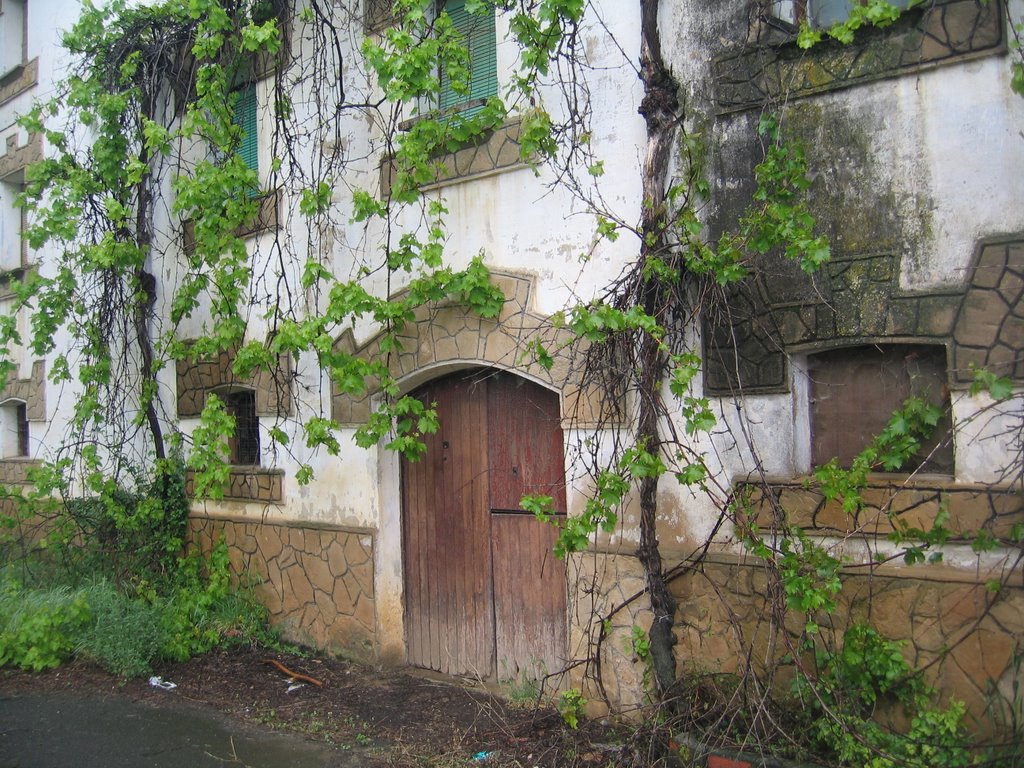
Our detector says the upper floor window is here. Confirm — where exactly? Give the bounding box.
[0,171,26,271]
[0,0,27,76]
[809,344,953,474]
[438,0,496,116]
[232,82,259,178]
[0,399,28,458]
[768,0,911,28]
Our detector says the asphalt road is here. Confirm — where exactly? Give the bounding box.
[0,692,368,767]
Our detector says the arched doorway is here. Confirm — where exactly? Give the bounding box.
[401,369,567,681]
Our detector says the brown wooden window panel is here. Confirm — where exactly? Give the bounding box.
[809,344,953,473]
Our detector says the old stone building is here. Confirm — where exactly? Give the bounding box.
[2,0,1022,736]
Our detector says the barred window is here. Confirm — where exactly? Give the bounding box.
[225,390,260,466]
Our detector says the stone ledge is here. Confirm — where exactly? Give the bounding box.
[587,544,1024,587]
[379,119,526,195]
[181,189,280,253]
[188,509,374,536]
[0,59,38,106]
[0,458,41,485]
[185,467,284,503]
[713,0,1004,113]
[738,477,1023,544]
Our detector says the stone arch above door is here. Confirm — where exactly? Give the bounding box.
[331,271,603,426]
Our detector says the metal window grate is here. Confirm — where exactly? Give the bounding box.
[226,390,260,466]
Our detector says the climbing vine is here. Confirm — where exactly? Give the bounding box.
[2,0,1022,763]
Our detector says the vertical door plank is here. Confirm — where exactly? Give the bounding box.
[402,373,494,677]
[487,372,568,681]
[487,372,567,513]
[490,513,567,681]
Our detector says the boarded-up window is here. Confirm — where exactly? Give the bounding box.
[809,344,953,473]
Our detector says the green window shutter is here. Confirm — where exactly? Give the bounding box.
[438,0,496,115]
[233,83,259,173]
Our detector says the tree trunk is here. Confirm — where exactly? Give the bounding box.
[635,0,679,697]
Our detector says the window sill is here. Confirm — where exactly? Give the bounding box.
[181,189,280,253]
[738,476,1021,542]
[185,467,284,503]
[379,118,526,195]
[0,457,41,484]
[0,58,38,106]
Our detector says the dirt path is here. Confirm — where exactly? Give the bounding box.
[0,646,619,767]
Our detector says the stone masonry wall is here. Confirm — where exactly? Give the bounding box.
[705,237,1024,395]
[575,547,1023,741]
[671,554,1023,742]
[189,514,377,657]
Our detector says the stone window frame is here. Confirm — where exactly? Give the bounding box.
[177,8,290,246]
[0,0,37,107]
[0,360,45,459]
[372,1,526,191]
[367,0,498,116]
[176,343,293,503]
[716,0,1006,113]
[0,397,29,458]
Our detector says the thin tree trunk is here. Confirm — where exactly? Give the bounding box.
[133,113,165,462]
[635,0,680,697]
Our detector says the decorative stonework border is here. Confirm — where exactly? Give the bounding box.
[176,344,293,418]
[713,0,1004,113]
[0,58,38,106]
[331,271,601,425]
[185,467,283,503]
[0,360,45,422]
[0,132,42,181]
[739,477,1023,540]
[189,514,377,656]
[379,119,526,195]
[704,237,1024,394]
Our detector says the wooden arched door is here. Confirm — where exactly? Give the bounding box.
[401,369,567,681]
